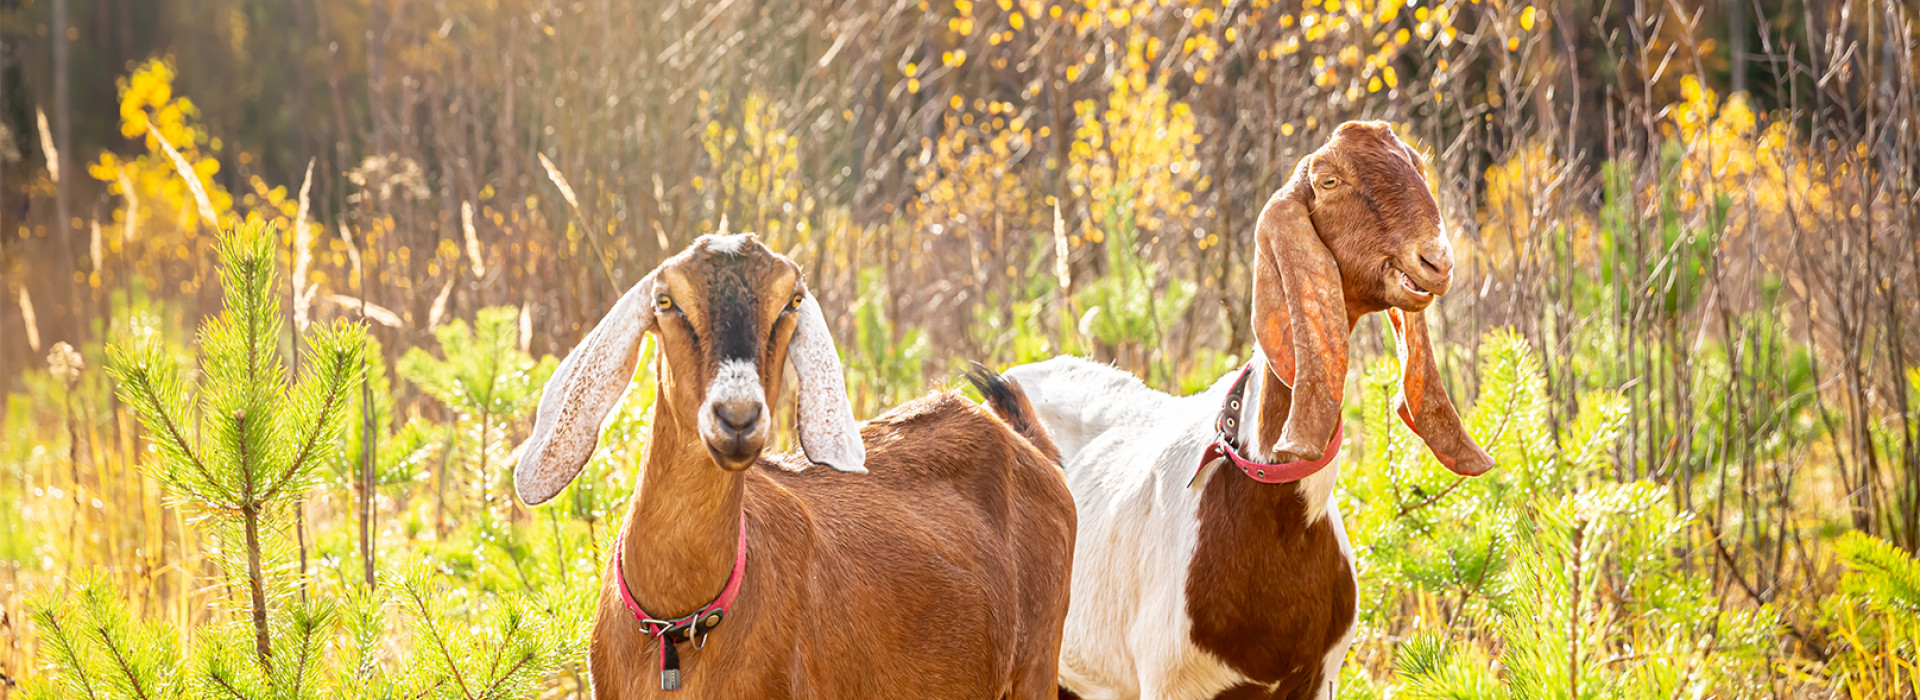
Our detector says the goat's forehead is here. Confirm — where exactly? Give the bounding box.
[658,252,798,313]
[701,233,756,255]
[1320,135,1439,219]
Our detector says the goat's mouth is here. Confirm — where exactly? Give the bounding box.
[704,436,764,471]
[1387,265,1447,310]
[1395,268,1435,297]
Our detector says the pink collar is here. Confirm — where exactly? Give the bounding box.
[1189,364,1344,487]
[613,511,747,691]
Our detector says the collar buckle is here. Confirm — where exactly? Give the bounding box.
[614,512,748,691]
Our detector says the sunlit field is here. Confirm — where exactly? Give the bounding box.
[1,0,1918,697]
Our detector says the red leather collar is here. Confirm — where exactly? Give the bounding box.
[613,511,747,691]
[1189,363,1344,487]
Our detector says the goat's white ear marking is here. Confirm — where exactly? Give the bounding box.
[514,273,658,505]
[788,294,866,473]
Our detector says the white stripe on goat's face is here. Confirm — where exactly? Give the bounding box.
[699,359,771,470]
[705,233,753,256]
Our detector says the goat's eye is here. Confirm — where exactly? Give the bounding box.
[789,294,804,311]
[655,295,674,312]
[1319,175,1339,189]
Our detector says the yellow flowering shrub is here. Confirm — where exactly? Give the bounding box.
[86,59,239,294]
[697,92,811,248]
[1067,31,1206,248]
[1662,75,1825,233]
[83,59,331,301]
[909,106,1042,260]
[1471,74,1868,293]
[1473,141,1596,273]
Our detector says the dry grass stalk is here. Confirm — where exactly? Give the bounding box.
[144,118,218,229]
[461,201,486,279]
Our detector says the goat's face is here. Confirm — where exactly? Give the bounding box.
[1249,120,1493,476]
[512,233,867,506]
[648,234,808,470]
[1305,121,1454,314]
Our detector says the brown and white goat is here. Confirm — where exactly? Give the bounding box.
[1004,121,1494,700]
[514,234,1075,699]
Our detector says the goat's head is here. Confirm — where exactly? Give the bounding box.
[1253,121,1493,476]
[512,233,866,506]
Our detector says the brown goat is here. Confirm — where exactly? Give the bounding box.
[513,234,1075,699]
[1007,121,1491,700]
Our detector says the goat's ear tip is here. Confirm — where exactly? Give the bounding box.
[1270,437,1327,463]
[816,444,868,474]
[511,450,568,505]
[513,474,557,506]
[1451,451,1495,477]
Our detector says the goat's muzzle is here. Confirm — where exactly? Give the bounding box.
[1391,237,1455,309]
[704,398,768,471]
[700,360,771,471]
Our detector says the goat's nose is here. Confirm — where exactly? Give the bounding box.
[713,401,763,433]
[1418,241,1454,279]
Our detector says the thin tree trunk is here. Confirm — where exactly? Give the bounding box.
[1,32,7,320]
[63,383,83,573]
[1728,0,1747,95]
[436,425,454,536]
[51,0,82,344]
[242,507,274,670]
[360,373,376,589]
[475,416,492,522]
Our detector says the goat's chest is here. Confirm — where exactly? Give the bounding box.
[1182,475,1356,700]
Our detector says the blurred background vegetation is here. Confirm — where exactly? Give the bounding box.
[0,0,1917,697]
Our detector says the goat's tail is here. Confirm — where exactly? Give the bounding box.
[966,362,1062,465]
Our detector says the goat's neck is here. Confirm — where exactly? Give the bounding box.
[1254,315,1363,451]
[1251,367,1293,461]
[620,384,746,618]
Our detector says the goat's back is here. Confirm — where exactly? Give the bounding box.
[1002,356,1176,464]
[751,391,1076,699]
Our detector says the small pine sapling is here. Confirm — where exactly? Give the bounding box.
[387,559,565,699]
[1818,531,1920,697]
[1343,329,1778,699]
[24,574,183,700]
[398,306,554,532]
[101,220,366,674]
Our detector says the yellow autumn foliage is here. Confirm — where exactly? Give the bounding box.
[1067,31,1206,248]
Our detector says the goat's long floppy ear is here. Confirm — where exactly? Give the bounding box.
[788,294,867,473]
[514,273,659,505]
[1252,166,1349,462]
[1387,308,1494,476]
